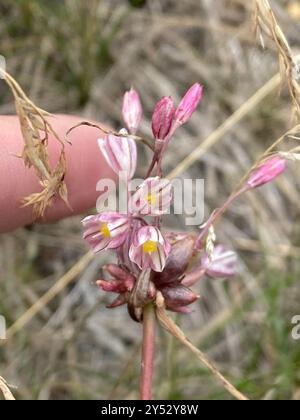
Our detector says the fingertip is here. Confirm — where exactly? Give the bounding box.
[0,115,115,232]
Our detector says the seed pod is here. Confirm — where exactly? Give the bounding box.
[161,285,199,308]
[152,236,195,286]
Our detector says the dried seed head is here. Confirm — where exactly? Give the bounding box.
[3,71,70,217]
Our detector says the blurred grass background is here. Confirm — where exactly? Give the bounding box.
[1,0,300,400]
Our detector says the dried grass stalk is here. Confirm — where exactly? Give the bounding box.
[0,376,15,400]
[254,0,300,120]
[1,70,70,218]
[155,292,249,401]
[66,121,155,151]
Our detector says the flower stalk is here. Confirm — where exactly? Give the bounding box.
[140,303,156,400]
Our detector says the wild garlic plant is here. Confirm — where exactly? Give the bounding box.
[80,85,287,400]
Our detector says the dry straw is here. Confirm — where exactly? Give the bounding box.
[254,0,300,120]
[0,69,70,218]
[0,376,15,400]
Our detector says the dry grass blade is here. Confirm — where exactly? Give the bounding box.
[5,251,93,340]
[155,293,249,401]
[1,70,70,218]
[254,0,300,120]
[66,121,155,151]
[0,376,15,400]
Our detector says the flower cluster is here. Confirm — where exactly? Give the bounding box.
[83,84,202,274]
[82,84,288,319]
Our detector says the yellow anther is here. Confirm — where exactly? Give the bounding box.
[143,240,158,254]
[146,193,157,206]
[100,223,111,238]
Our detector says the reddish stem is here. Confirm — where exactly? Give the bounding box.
[140,303,156,400]
[194,186,248,249]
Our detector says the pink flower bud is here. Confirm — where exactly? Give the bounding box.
[129,226,171,272]
[175,83,203,125]
[82,212,129,253]
[247,156,287,189]
[98,133,137,180]
[130,176,173,216]
[201,245,237,279]
[151,96,175,140]
[122,88,143,134]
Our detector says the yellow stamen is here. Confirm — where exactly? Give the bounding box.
[100,223,111,238]
[143,240,158,254]
[146,193,157,206]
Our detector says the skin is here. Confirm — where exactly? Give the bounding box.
[0,115,116,233]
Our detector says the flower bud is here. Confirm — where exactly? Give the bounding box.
[174,83,203,125]
[152,96,175,140]
[98,133,137,180]
[247,156,286,189]
[122,88,143,134]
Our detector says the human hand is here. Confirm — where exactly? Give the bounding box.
[0,115,115,233]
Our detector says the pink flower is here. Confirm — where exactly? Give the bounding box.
[175,83,203,125]
[152,96,175,140]
[130,176,173,216]
[129,226,171,272]
[247,156,287,189]
[117,219,142,276]
[122,88,143,134]
[201,245,237,278]
[98,133,137,180]
[82,212,130,253]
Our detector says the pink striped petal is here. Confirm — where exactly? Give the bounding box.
[82,212,130,253]
[98,133,137,180]
[129,226,171,272]
[122,89,143,135]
